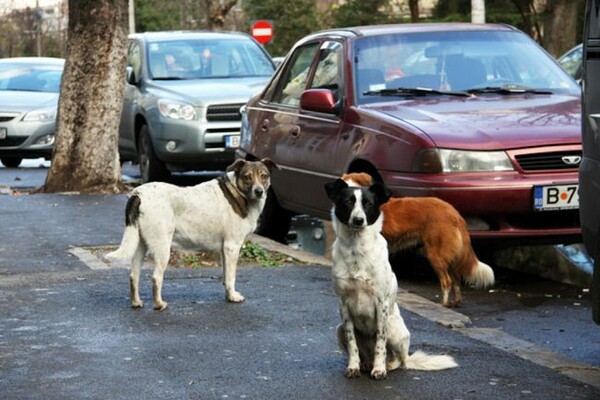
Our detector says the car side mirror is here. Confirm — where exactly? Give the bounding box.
[300,89,339,115]
[126,66,137,85]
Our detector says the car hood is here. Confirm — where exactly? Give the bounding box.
[146,77,271,104]
[367,94,581,150]
[0,91,59,111]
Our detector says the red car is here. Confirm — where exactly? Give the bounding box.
[237,23,582,249]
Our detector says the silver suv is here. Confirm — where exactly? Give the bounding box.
[119,31,275,182]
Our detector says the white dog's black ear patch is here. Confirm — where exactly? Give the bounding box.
[325,178,348,202]
[369,182,392,206]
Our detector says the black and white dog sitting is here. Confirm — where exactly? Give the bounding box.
[325,178,458,380]
[106,159,276,310]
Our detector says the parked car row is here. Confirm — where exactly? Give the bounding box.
[0,24,584,251]
[0,31,275,180]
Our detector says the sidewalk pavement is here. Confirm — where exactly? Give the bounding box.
[1,191,600,399]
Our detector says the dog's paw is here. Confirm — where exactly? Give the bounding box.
[370,367,387,380]
[131,300,144,309]
[345,367,361,378]
[442,300,462,308]
[153,301,168,311]
[227,291,245,303]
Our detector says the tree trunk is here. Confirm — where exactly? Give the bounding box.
[511,0,543,42]
[409,0,419,22]
[471,0,485,23]
[542,0,583,57]
[42,0,128,194]
[205,0,238,31]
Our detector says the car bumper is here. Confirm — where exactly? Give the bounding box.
[382,170,582,246]
[149,117,240,170]
[0,115,54,159]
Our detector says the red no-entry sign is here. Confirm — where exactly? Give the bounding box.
[251,20,274,44]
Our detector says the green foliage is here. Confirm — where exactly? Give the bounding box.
[329,0,391,28]
[239,241,289,267]
[242,0,321,57]
[134,0,186,32]
[171,241,292,269]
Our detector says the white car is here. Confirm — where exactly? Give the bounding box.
[0,57,64,168]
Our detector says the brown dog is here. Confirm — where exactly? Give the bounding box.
[342,172,494,307]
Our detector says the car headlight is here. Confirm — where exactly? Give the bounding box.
[413,149,514,173]
[157,99,196,121]
[22,107,57,122]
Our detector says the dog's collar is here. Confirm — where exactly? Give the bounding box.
[217,175,248,218]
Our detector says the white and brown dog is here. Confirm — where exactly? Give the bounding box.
[106,159,276,310]
[325,178,457,380]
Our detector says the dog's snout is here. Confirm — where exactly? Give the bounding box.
[352,216,364,226]
[254,187,264,198]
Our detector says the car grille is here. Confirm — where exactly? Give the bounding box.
[206,103,244,122]
[514,150,582,171]
[0,137,27,147]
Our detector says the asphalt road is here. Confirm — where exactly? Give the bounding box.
[1,161,599,399]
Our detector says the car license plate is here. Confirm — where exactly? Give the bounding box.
[225,135,240,148]
[534,184,579,211]
[0,127,6,140]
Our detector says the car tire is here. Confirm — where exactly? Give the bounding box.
[138,124,169,183]
[1,157,22,168]
[256,188,292,243]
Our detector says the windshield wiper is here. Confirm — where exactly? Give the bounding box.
[364,86,471,97]
[467,85,553,95]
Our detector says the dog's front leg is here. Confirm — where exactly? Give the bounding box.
[340,303,361,377]
[371,297,389,380]
[222,241,244,303]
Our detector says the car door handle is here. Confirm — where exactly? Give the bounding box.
[290,126,301,136]
[260,119,269,132]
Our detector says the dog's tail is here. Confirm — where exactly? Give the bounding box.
[464,260,495,289]
[404,350,458,371]
[105,195,142,262]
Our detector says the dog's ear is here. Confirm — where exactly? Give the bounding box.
[227,159,246,174]
[369,182,392,205]
[325,179,348,202]
[260,158,278,172]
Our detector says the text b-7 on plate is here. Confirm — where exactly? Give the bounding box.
[534,184,579,211]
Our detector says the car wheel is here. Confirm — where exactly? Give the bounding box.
[138,124,169,183]
[256,188,292,243]
[1,157,23,168]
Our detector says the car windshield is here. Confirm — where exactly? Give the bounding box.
[147,38,275,80]
[0,62,63,93]
[353,30,580,104]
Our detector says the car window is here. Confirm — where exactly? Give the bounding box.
[309,41,343,102]
[146,38,274,80]
[271,42,320,106]
[0,62,63,93]
[353,30,580,104]
[558,45,582,79]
